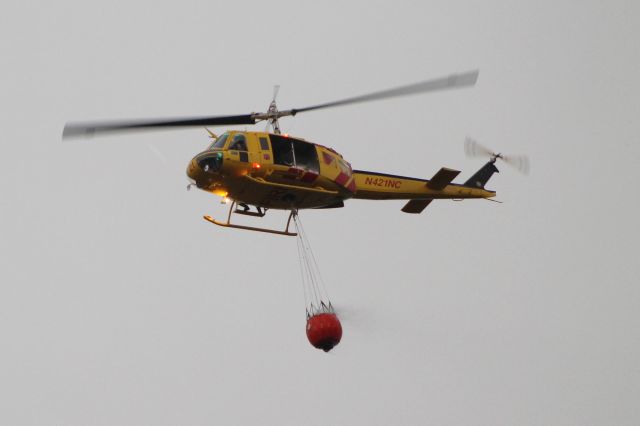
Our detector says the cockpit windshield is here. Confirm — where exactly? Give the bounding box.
[228,134,248,151]
[209,132,229,150]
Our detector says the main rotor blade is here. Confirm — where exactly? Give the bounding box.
[291,70,478,114]
[62,114,256,139]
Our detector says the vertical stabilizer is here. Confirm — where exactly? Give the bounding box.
[464,161,499,189]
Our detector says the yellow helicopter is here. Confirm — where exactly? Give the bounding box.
[63,70,528,236]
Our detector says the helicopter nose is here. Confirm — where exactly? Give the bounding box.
[196,151,224,173]
[187,151,224,187]
[186,160,200,181]
[187,152,223,177]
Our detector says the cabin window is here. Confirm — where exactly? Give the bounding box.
[209,132,229,150]
[270,135,294,166]
[259,137,270,151]
[293,139,319,172]
[228,134,248,151]
[270,134,319,172]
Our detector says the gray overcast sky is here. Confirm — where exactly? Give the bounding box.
[1,1,639,425]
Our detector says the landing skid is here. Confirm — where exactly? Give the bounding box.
[203,201,297,237]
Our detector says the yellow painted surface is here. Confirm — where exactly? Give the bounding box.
[352,171,495,200]
[187,131,496,210]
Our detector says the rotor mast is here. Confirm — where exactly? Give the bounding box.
[265,85,283,134]
[258,85,300,134]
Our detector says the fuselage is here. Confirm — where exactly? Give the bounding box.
[187,131,496,210]
[187,131,355,209]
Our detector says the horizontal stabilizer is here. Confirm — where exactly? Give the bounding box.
[427,167,460,190]
[401,199,433,214]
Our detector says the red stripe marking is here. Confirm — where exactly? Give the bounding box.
[335,172,349,186]
[301,171,318,183]
[346,179,356,193]
[322,152,334,165]
[288,167,304,177]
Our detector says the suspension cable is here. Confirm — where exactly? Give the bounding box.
[295,214,331,304]
[293,211,333,318]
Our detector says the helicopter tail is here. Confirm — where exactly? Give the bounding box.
[351,167,496,214]
[463,160,499,189]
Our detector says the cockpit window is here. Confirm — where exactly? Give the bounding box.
[209,133,229,150]
[229,134,248,151]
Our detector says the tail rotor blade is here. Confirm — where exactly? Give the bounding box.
[464,137,494,157]
[502,154,530,175]
[465,137,530,175]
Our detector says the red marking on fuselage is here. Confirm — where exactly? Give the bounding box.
[322,152,334,165]
[335,172,349,186]
[346,179,356,193]
[301,171,319,183]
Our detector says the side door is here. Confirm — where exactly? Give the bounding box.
[257,134,273,166]
[228,133,249,163]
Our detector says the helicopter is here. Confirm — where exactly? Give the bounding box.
[63,70,528,236]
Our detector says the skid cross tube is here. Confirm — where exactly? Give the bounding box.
[203,201,297,236]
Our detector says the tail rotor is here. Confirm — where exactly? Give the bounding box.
[465,137,530,175]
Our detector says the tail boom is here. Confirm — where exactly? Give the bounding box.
[351,170,495,200]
